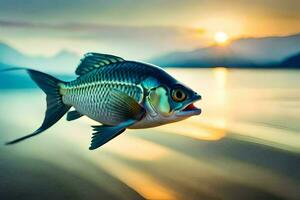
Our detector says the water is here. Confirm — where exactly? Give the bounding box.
[0,68,299,200]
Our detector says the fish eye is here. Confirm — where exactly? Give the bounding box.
[172,88,187,102]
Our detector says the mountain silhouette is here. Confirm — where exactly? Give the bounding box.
[280,52,300,68]
[0,42,80,73]
[0,62,75,89]
[152,33,300,68]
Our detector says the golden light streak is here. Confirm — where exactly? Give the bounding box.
[156,119,226,141]
[104,135,170,161]
[99,158,177,200]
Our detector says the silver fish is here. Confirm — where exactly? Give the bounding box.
[5,53,201,150]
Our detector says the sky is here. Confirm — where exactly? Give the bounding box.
[0,0,300,60]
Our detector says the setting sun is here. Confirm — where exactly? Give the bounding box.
[214,31,229,44]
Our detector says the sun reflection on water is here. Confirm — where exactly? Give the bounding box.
[213,67,227,103]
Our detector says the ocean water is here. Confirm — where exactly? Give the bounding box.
[0,68,299,200]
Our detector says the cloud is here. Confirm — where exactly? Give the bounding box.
[0,19,197,36]
[0,19,207,59]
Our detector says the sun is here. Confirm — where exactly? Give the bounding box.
[214,32,229,45]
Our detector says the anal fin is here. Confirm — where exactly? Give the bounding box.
[66,110,83,121]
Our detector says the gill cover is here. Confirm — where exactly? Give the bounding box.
[147,87,171,116]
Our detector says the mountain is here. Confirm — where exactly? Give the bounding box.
[0,62,34,89]
[0,42,80,73]
[152,33,300,68]
[0,43,78,89]
[0,62,76,89]
[280,52,300,68]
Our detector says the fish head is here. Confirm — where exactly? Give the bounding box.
[146,82,201,123]
[170,84,202,118]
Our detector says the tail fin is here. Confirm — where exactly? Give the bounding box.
[5,69,71,145]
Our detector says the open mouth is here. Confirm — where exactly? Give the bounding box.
[182,103,198,112]
[176,96,201,117]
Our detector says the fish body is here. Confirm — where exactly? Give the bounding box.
[4,53,201,149]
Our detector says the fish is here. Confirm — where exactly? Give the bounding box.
[4,53,202,150]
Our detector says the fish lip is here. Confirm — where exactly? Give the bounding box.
[175,95,202,117]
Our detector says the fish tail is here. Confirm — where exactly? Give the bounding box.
[5,69,71,145]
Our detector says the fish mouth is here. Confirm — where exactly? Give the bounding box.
[176,95,201,117]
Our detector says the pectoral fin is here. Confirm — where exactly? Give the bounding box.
[108,89,146,124]
[89,119,136,150]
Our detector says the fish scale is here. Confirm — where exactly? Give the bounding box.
[61,62,146,124]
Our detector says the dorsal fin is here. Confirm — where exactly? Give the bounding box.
[75,52,125,76]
